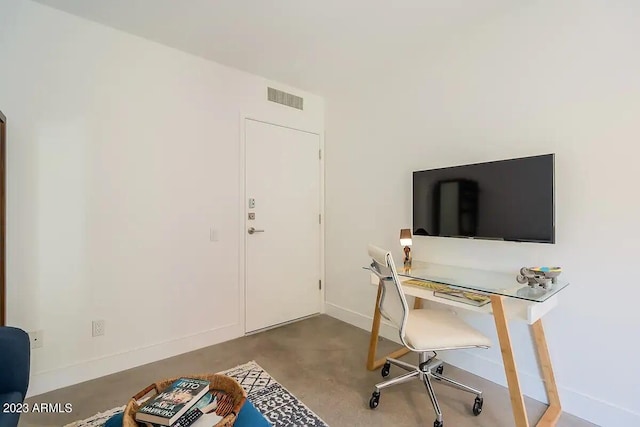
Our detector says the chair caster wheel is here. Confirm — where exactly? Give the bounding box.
[435,364,444,375]
[473,396,484,416]
[434,420,443,427]
[381,362,391,378]
[369,391,380,409]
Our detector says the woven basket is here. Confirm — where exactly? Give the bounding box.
[122,374,247,427]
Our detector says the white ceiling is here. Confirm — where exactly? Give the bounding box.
[32,0,516,94]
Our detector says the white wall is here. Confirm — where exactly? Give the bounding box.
[325,1,640,426]
[0,0,323,396]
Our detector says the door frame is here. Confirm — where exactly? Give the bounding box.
[1,110,6,326]
[238,114,325,334]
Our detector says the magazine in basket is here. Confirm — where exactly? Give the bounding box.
[140,393,223,427]
[135,378,210,426]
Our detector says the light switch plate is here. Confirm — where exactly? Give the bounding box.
[92,320,105,337]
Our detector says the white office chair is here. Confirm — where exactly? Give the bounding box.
[366,244,492,427]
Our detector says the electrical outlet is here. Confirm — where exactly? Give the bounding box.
[29,330,44,349]
[92,320,105,337]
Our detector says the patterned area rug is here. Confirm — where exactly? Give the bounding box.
[64,361,328,427]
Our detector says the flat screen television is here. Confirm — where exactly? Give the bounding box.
[413,154,555,243]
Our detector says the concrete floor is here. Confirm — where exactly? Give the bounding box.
[20,315,596,427]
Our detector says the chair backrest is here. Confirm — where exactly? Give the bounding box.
[367,244,411,347]
[0,326,30,398]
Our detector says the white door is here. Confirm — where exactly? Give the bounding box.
[244,119,321,333]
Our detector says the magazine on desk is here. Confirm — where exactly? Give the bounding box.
[402,278,491,307]
[135,378,210,426]
[433,290,491,307]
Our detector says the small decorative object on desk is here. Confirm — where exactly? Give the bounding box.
[516,266,562,298]
[403,247,412,270]
[517,266,562,289]
[125,374,246,427]
[400,228,412,269]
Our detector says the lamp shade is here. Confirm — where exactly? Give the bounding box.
[400,229,412,246]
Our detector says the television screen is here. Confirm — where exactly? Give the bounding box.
[413,154,555,243]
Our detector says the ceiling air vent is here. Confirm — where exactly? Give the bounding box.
[267,87,304,110]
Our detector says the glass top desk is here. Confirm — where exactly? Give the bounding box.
[400,261,569,302]
[365,261,569,427]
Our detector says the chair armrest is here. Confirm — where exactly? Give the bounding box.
[0,327,30,398]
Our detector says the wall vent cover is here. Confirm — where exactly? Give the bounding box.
[267,87,304,110]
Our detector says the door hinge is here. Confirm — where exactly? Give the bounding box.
[319,279,322,290]
[319,149,322,160]
[319,214,321,224]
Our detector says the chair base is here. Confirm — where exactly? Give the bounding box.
[370,352,484,426]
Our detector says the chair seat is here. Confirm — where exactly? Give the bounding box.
[404,309,492,350]
[0,392,23,427]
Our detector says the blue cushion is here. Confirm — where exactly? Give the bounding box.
[103,399,269,427]
[235,399,270,427]
[0,392,23,427]
[103,411,123,427]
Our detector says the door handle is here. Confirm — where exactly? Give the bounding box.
[248,227,265,235]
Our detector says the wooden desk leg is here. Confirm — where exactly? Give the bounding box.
[413,296,423,309]
[366,282,412,371]
[531,319,562,426]
[491,295,530,427]
[367,284,385,370]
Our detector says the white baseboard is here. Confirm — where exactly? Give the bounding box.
[325,302,639,427]
[27,323,243,398]
[325,301,400,340]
